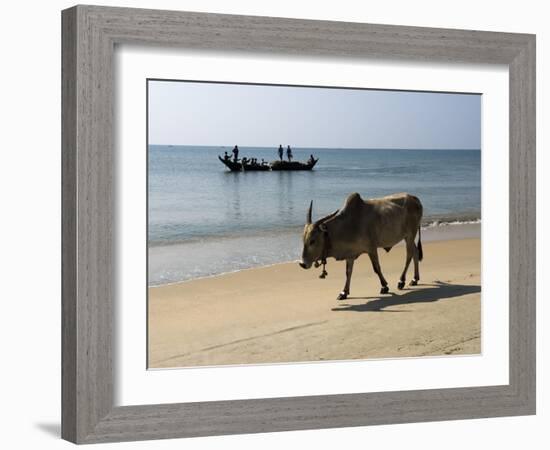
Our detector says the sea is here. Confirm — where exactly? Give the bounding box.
[148,145,481,286]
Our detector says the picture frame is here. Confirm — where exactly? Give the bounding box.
[61,4,536,444]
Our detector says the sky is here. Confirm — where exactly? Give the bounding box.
[148,80,481,149]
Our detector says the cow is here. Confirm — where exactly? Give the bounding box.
[299,192,423,300]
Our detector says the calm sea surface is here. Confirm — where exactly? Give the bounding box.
[148,146,480,285]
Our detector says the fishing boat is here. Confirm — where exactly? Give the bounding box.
[218,155,318,172]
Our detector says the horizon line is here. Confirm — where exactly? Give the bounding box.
[148,144,481,151]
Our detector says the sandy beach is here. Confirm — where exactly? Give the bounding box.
[148,235,481,369]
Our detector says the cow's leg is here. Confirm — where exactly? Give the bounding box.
[410,241,420,286]
[368,251,389,294]
[398,238,415,289]
[337,259,355,300]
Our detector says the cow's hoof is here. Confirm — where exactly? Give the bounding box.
[337,292,348,301]
[410,279,418,286]
[380,286,389,294]
[397,281,405,290]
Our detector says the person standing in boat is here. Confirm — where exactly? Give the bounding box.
[278,144,284,161]
[286,145,293,162]
[223,151,230,161]
[232,145,239,162]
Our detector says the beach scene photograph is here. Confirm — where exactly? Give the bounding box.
[147,80,481,369]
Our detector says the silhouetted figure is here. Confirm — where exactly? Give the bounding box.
[242,157,249,165]
[223,151,230,161]
[278,145,284,161]
[261,158,267,166]
[232,145,239,162]
[308,154,315,164]
[286,145,293,162]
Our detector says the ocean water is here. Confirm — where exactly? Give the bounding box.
[148,146,480,285]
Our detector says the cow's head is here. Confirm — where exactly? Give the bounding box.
[299,201,329,269]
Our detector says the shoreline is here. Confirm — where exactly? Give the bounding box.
[149,237,481,368]
[149,222,481,287]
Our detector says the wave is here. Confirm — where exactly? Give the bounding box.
[423,218,481,228]
[422,213,481,228]
[148,225,303,248]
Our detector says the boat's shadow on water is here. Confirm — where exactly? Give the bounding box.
[332,281,481,313]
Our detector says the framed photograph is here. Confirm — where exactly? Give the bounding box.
[62,5,536,444]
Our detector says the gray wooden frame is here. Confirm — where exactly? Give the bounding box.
[62,5,536,444]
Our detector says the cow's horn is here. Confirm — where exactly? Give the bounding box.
[307,200,313,224]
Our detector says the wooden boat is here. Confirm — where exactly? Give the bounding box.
[218,155,318,172]
[270,158,318,171]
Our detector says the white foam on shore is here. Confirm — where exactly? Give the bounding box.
[423,218,481,228]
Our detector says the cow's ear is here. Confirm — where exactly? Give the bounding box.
[319,223,327,232]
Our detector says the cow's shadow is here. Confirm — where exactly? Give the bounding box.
[331,281,480,312]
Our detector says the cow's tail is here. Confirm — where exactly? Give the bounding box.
[417,226,423,262]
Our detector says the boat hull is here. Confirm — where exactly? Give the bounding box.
[218,155,318,172]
